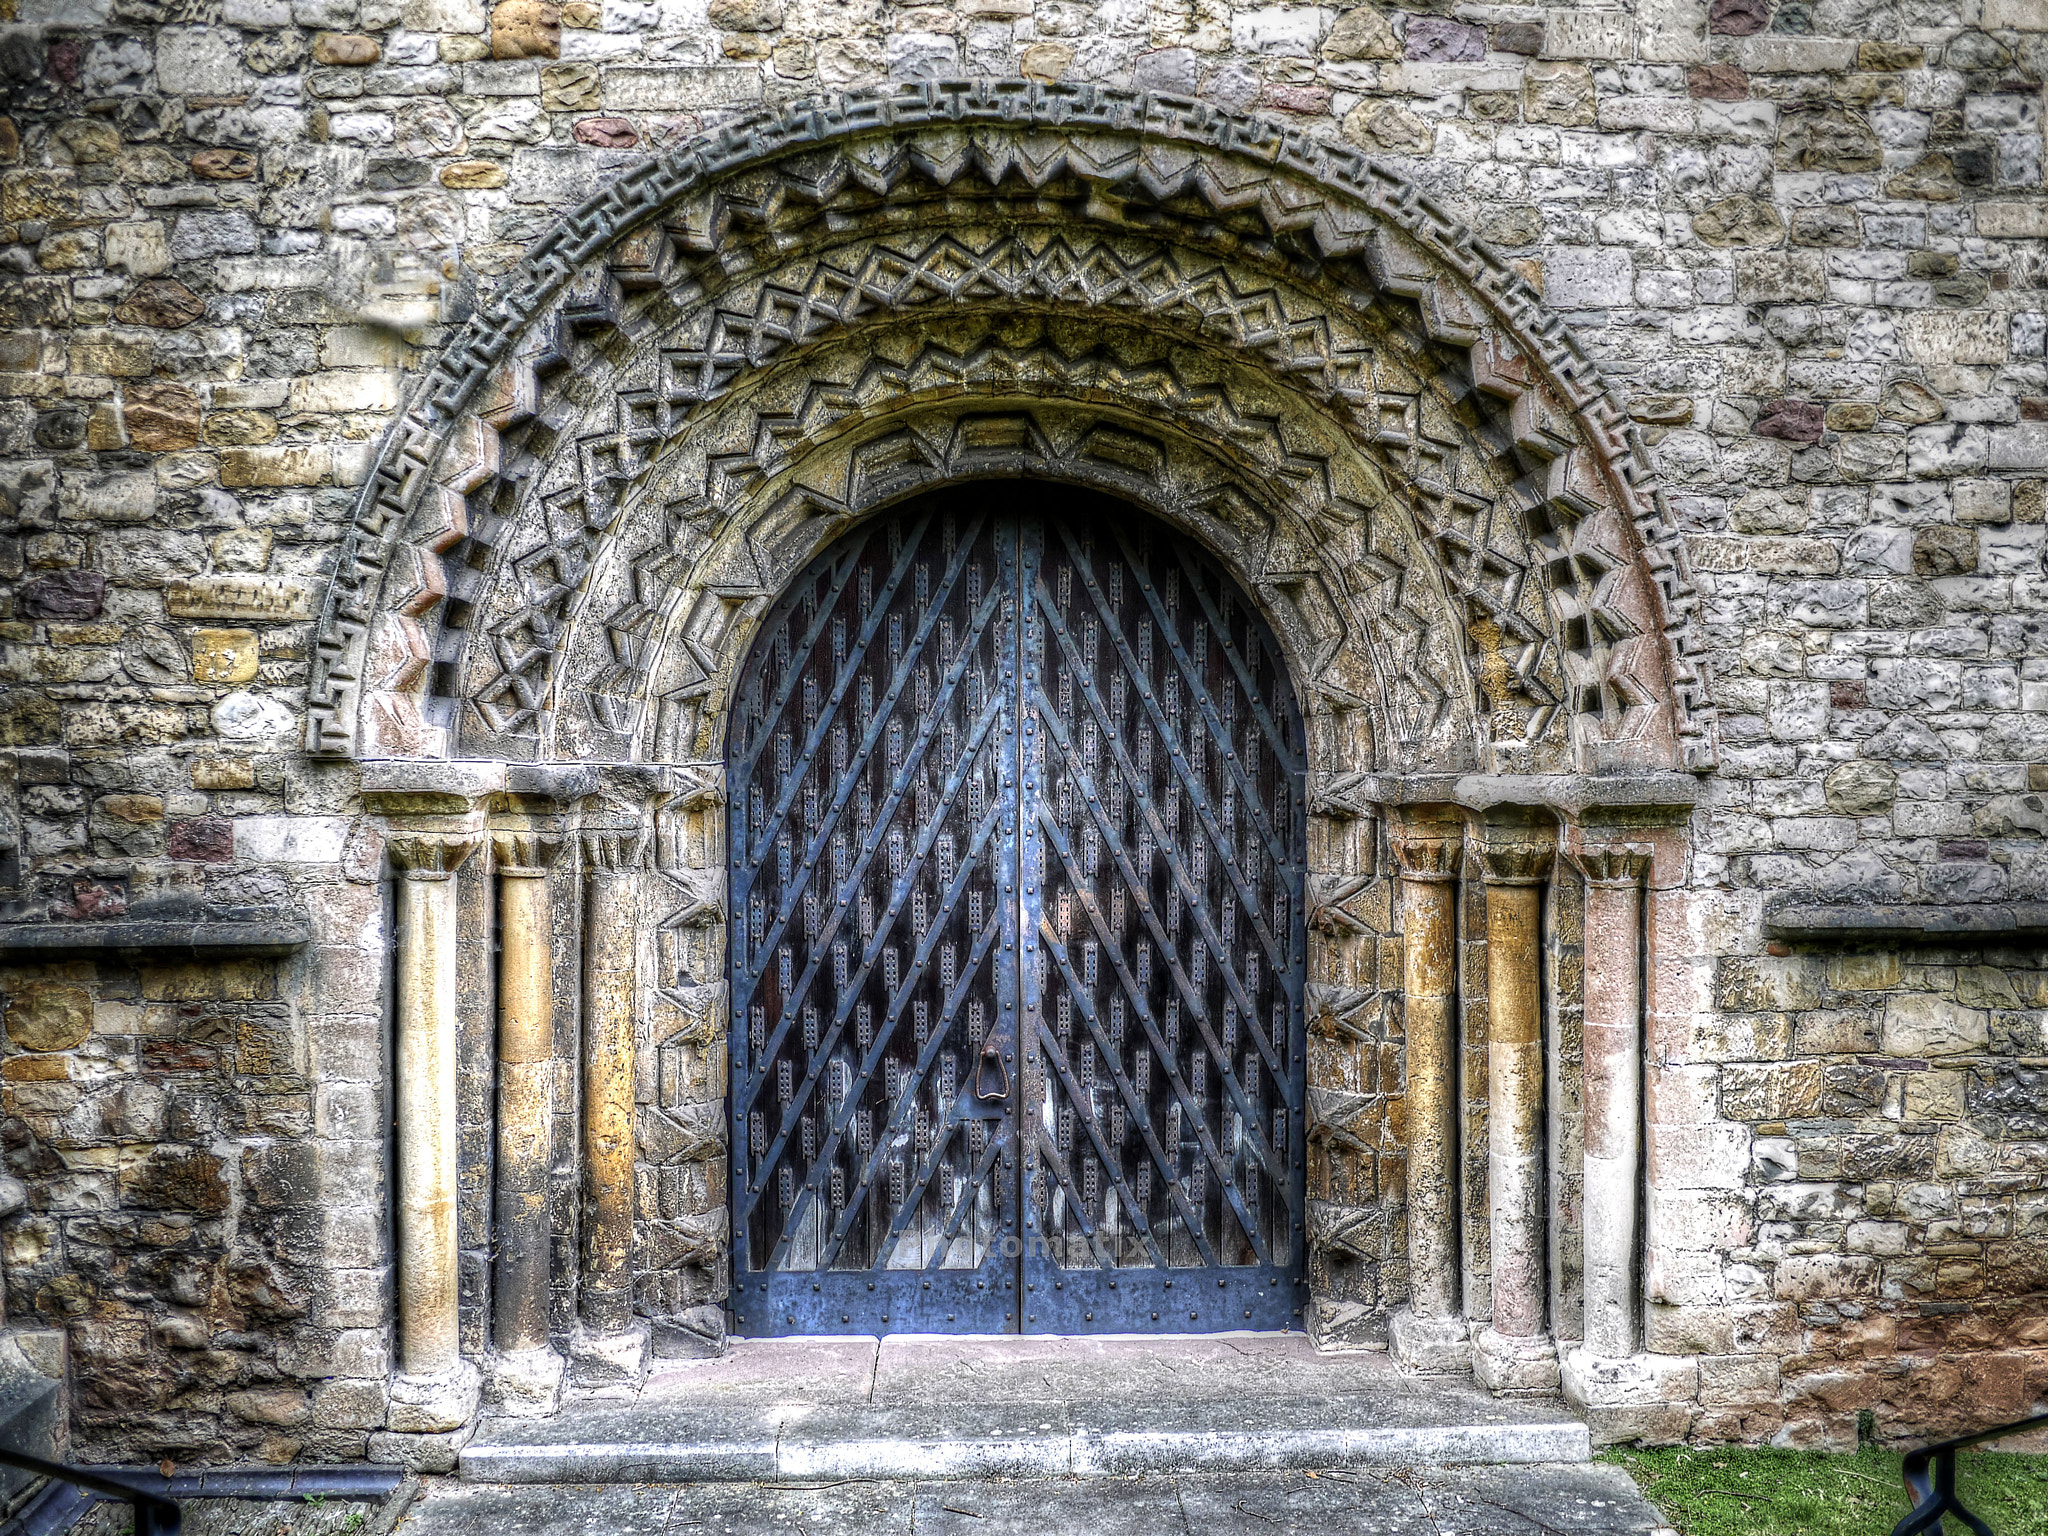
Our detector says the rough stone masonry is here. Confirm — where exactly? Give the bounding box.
[0,0,2046,1479]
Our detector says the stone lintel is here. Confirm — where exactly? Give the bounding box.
[1764,901,2048,941]
[0,920,311,957]
[1353,771,1699,821]
[362,758,603,817]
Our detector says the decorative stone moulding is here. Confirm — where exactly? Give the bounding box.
[308,78,1715,782]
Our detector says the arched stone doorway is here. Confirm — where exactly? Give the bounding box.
[325,82,1710,1444]
[725,483,1310,1336]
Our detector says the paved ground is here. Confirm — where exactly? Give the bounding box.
[396,1465,1676,1535]
[464,1334,1588,1483]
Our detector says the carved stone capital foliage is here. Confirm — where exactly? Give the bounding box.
[583,828,655,873]
[386,831,482,879]
[1388,804,1465,883]
[1466,813,1557,887]
[1566,843,1653,889]
[309,80,1712,779]
[490,829,564,875]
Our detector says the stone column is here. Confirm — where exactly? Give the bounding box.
[1468,813,1560,1394]
[573,827,651,1391]
[492,829,566,1414]
[1387,806,1470,1372]
[385,831,483,1436]
[1568,841,1649,1362]
[1561,813,1697,1442]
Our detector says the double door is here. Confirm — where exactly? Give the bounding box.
[728,487,1306,1334]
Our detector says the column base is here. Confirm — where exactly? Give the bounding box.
[368,1422,474,1474]
[1561,1347,1698,1446]
[490,1344,566,1417]
[1389,1309,1472,1374]
[569,1321,651,1397]
[651,1304,728,1360]
[1471,1327,1560,1395]
[386,1359,481,1434]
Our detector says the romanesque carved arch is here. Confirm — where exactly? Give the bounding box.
[309,78,1714,775]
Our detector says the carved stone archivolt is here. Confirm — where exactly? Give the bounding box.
[310,78,1714,780]
[327,82,1712,1379]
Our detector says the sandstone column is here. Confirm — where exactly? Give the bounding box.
[1468,813,1560,1394]
[1561,811,1697,1442]
[1388,806,1470,1371]
[573,827,651,1390]
[386,831,483,1434]
[492,829,566,1414]
[1568,841,1650,1361]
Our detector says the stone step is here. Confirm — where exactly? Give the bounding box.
[418,1465,1671,1536]
[460,1333,1589,1485]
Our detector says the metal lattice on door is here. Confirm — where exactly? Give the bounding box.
[728,487,1307,1336]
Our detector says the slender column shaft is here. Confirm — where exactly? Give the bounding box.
[1484,877,1546,1338]
[1391,811,1463,1321]
[494,835,559,1357]
[581,854,640,1336]
[1467,814,1558,1397]
[390,834,477,1379]
[1574,848,1650,1360]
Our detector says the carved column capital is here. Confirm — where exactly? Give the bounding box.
[582,827,655,872]
[1466,814,1557,886]
[1388,804,1464,882]
[386,831,481,880]
[1566,843,1653,888]
[491,830,564,878]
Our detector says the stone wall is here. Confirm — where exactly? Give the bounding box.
[0,0,2046,1466]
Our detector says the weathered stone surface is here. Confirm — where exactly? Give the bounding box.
[191,628,261,685]
[191,148,258,180]
[122,382,202,452]
[312,33,382,65]
[0,0,2040,1466]
[18,570,105,620]
[491,0,561,58]
[5,984,92,1051]
[1322,5,1398,61]
[114,279,204,329]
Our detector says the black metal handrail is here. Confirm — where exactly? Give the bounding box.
[1890,1412,2048,1536]
[0,1446,181,1535]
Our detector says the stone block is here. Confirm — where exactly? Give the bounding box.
[287,371,401,415]
[220,447,332,488]
[233,815,352,863]
[603,66,761,109]
[1542,10,1632,59]
[1882,995,1989,1057]
[1544,246,1635,308]
[6,984,92,1051]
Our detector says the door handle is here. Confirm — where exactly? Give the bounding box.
[975,1040,1010,1102]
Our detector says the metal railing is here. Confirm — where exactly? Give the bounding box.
[0,1446,180,1535]
[1891,1412,2048,1536]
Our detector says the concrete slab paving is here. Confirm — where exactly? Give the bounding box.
[464,1334,1589,1485]
[400,1465,1674,1536]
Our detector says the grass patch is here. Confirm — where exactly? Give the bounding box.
[1600,1443,2048,1536]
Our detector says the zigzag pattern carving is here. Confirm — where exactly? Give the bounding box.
[458,241,1565,771]
[518,326,1472,772]
[308,79,1713,773]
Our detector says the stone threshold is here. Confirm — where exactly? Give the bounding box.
[460,1333,1589,1484]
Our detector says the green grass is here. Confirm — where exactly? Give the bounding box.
[1601,1444,2048,1536]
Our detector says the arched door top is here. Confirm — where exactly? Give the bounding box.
[726,484,1309,1335]
[309,78,1713,779]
